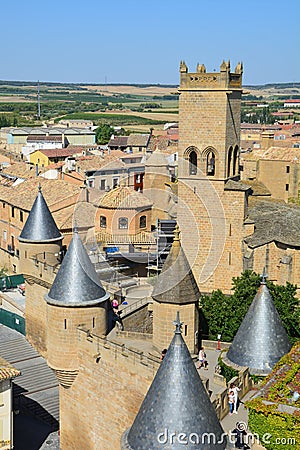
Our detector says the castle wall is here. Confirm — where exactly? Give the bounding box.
[251,242,300,296]
[25,282,49,357]
[47,303,108,372]
[152,301,198,354]
[143,169,171,223]
[59,328,158,450]
[122,303,153,334]
[177,178,247,294]
[257,160,299,202]
[95,206,152,235]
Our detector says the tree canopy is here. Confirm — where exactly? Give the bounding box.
[95,123,114,144]
[200,270,300,343]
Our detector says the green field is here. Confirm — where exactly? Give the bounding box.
[54,113,166,126]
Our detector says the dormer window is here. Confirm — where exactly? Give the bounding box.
[118,217,128,229]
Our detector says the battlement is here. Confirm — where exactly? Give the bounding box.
[179,60,243,91]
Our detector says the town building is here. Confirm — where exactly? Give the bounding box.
[0,357,20,450]
[108,133,151,153]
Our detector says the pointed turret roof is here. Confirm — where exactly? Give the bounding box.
[226,280,291,375]
[152,227,200,304]
[122,313,226,450]
[45,230,109,307]
[19,185,62,243]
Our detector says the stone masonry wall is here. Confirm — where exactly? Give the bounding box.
[59,328,158,450]
[152,301,198,354]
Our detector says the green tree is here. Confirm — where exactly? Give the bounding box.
[200,271,300,343]
[95,123,114,144]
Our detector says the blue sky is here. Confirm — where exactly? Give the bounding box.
[1,0,299,85]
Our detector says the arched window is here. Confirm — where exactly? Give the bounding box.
[139,215,146,228]
[118,217,128,229]
[227,146,233,177]
[206,151,215,176]
[189,151,197,175]
[233,145,239,176]
[100,215,107,228]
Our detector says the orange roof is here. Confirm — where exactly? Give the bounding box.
[0,357,20,381]
[100,186,152,210]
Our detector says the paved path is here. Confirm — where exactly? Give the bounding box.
[197,349,266,449]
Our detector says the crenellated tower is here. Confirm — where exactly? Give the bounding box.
[177,60,250,294]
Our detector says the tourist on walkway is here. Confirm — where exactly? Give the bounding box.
[228,388,235,415]
[197,347,208,370]
[231,382,241,414]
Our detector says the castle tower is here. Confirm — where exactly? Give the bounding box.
[121,313,226,449]
[177,60,250,294]
[45,229,110,388]
[143,151,171,223]
[152,226,200,354]
[226,276,291,375]
[18,185,63,354]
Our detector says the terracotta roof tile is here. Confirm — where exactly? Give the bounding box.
[243,146,300,162]
[100,186,152,209]
[127,134,150,147]
[0,178,81,211]
[39,148,77,158]
[0,357,20,381]
[2,162,36,178]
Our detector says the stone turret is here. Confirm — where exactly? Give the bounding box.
[18,185,63,355]
[18,185,63,274]
[226,275,291,375]
[121,313,226,449]
[45,229,110,387]
[152,226,200,353]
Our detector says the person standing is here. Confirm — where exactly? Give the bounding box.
[197,347,208,370]
[231,383,241,414]
[228,388,235,416]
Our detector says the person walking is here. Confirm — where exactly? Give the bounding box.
[231,382,241,414]
[228,388,235,416]
[197,347,208,370]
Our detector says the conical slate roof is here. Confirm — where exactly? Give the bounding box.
[19,186,62,243]
[226,281,291,375]
[122,313,226,450]
[45,230,109,307]
[152,227,200,304]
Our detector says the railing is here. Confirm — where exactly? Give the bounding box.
[120,297,151,318]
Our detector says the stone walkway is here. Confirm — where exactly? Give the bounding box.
[199,348,266,449]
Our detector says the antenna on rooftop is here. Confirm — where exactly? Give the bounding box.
[37,80,41,120]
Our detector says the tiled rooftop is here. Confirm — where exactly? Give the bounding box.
[0,356,20,381]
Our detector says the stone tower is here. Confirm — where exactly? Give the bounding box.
[152,226,200,354]
[121,313,227,449]
[143,151,171,223]
[226,276,291,374]
[45,229,110,388]
[177,60,250,294]
[18,185,63,354]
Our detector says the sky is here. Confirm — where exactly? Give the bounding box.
[1,0,299,86]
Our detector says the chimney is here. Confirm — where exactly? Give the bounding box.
[261,130,274,150]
